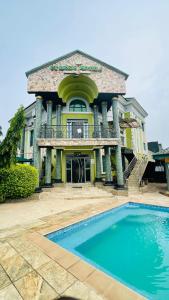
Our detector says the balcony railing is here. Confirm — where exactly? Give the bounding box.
[39,125,116,139]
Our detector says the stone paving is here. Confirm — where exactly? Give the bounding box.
[0,184,169,299]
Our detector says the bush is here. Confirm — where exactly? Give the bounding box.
[0,168,9,202]
[0,164,38,199]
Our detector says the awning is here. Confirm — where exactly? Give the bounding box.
[16,156,33,163]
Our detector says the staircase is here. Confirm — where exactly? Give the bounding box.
[124,155,148,193]
[41,184,114,201]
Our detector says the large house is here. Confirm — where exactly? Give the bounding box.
[19,50,148,189]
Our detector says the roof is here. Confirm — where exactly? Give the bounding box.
[153,147,169,160]
[25,50,129,79]
[124,97,148,117]
[154,148,169,156]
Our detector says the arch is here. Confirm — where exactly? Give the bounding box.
[69,99,87,112]
[58,74,98,103]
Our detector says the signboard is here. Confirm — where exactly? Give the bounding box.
[49,65,102,72]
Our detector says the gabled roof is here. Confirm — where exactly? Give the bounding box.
[25,49,129,79]
[124,97,148,117]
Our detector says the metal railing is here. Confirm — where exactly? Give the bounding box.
[39,125,116,139]
[124,156,137,180]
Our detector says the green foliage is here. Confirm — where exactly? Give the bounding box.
[0,106,25,168]
[0,126,2,137]
[0,164,38,200]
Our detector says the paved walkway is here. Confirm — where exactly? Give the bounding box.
[0,183,169,300]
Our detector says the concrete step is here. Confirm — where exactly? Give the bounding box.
[63,194,114,200]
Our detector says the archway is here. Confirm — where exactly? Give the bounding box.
[58,74,98,103]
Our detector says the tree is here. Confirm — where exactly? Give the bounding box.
[0,126,2,137]
[0,106,25,168]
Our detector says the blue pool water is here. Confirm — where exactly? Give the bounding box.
[47,202,169,299]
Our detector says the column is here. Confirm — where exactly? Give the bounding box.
[55,104,62,182]
[112,96,124,188]
[93,104,99,137]
[56,149,62,182]
[101,101,109,138]
[45,100,53,186]
[20,126,25,159]
[165,162,169,192]
[33,95,43,188]
[56,104,62,138]
[95,149,102,181]
[104,146,112,184]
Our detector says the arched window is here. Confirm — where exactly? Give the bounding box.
[69,99,87,112]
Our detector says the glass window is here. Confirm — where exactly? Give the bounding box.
[69,100,87,112]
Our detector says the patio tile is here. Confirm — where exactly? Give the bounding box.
[68,260,95,281]
[21,247,51,269]
[103,281,145,300]
[1,254,32,282]
[56,252,79,269]
[62,280,104,300]
[14,270,58,300]
[0,284,22,300]
[0,242,17,263]
[0,265,11,290]
[85,270,113,296]
[22,220,47,230]
[8,237,38,253]
[37,260,76,294]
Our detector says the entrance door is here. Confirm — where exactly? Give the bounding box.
[66,156,91,183]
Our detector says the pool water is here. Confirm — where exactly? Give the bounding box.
[47,202,169,299]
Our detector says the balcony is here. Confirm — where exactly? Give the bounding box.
[37,125,120,147]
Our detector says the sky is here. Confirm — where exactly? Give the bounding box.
[0,0,169,147]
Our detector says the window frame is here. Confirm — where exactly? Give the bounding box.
[69,99,87,112]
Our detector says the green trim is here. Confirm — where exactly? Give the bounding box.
[25,50,129,79]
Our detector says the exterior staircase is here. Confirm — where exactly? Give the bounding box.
[124,154,149,193]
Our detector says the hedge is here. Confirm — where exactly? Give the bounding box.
[0,164,38,200]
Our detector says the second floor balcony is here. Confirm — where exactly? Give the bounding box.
[37,125,120,147]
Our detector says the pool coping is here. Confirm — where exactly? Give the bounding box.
[26,199,147,300]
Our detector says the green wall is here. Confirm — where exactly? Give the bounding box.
[124,112,132,149]
[62,112,94,126]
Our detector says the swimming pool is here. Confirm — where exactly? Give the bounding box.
[47,202,169,299]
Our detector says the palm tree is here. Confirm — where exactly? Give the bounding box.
[0,126,2,137]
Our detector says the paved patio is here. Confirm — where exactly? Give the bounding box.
[0,183,169,300]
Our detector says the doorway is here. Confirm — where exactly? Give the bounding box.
[66,155,91,183]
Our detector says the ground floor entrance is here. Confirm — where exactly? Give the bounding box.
[66,155,91,183]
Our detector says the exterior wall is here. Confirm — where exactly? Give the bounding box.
[62,112,94,126]
[27,53,126,94]
[124,112,133,149]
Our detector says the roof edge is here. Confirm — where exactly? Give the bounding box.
[25,49,129,79]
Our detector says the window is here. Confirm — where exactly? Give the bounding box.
[30,130,34,147]
[69,99,87,112]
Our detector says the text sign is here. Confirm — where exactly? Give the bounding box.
[49,65,102,72]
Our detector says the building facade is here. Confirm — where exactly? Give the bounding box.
[20,50,148,188]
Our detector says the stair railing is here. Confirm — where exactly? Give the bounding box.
[124,156,137,180]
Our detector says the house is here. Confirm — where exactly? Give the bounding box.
[19,50,148,189]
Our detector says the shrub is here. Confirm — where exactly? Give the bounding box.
[0,168,9,202]
[0,164,38,199]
